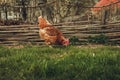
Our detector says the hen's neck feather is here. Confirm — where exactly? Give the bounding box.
[39,17,51,29]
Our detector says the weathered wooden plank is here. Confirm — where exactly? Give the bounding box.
[78,30,120,34]
[0,23,120,46]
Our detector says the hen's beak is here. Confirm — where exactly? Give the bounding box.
[63,39,70,46]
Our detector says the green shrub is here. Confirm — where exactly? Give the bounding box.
[69,36,80,45]
[88,33,109,44]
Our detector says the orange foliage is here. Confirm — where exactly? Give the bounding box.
[92,0,120,11]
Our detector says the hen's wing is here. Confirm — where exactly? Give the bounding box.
[44,26,62,36]
[39,26,63,45]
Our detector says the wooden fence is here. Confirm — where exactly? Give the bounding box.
[0,1,120,46]
[0,22,120,46]
[0,1,120,24]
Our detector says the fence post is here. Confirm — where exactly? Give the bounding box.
[21,0,27,21]
[101,7,108,27]
[4,5,8,20]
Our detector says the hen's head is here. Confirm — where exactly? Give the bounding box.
[62,39,70,46]
[38,16,51,29]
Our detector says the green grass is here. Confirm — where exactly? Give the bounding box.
[0,45,120,80]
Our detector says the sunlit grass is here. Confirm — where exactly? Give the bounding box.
[0,45,120,80]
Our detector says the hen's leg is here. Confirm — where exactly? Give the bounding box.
[45,40,53,48]
[45,39,51,45]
